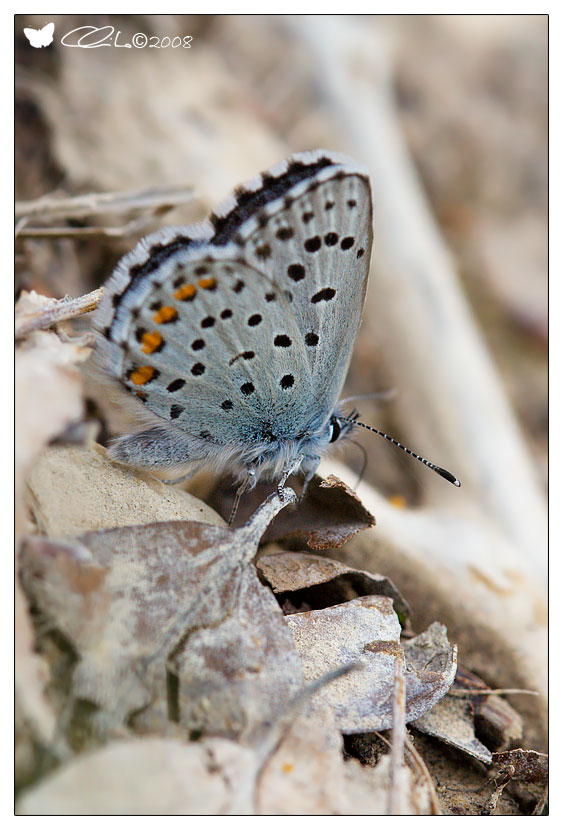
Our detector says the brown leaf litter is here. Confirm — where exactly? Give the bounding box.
[209,473,375,549]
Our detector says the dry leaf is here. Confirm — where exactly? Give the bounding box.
[20,489,302,743]
[16,329,89,507]
[257,706,351,815]
[17,736,258,815]
[210,473,375,549]
[482,748,548,815]
[26,444,224,537]
[16,326,91,747]
[412,695,493,765]
[286,606,456,733]
[257,550,411,623]
[15,582,57,748]
[491,749,548,786]
[18,705,378,816]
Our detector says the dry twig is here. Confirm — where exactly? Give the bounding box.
[15,288,104,340]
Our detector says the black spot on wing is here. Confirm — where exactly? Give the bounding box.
[311,288,336,303]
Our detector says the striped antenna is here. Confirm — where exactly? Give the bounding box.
[338,416,461,487]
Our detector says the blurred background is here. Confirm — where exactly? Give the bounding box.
[15,13,547,514]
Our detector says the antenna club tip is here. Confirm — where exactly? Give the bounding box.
[436,466,461,487]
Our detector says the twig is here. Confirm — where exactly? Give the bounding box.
[387,654,406,815]
[16,216,159,240]
[15,288,104,339]
[481,765,515,815]
[15,184,196,221]
[376,728,442,815]
[448,688,539,698]
[403,736,442,815]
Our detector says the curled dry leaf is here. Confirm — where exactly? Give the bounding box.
[286,603,456,733]
[209,473,375,549]
[26,444,224,537]
[411,645,529,767]
[257,550,411,623]
[20,489,303,743]
[481,749,548,816]
[491,749,548,786]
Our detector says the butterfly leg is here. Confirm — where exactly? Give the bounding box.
[277,454,305,497]
[229,468,257,526]
[300,454,321,500]
[157,462,206,486]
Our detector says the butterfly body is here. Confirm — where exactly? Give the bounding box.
[95,150,372,489]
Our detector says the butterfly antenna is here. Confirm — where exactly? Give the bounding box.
[339,416,461,487]
[347,438,368,489]
[339,389,397,405]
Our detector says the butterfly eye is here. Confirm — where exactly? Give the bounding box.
[328,416,342,444]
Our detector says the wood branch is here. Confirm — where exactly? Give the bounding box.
[15,288,104,339]
[15,185,196,221]
[295,16,546,579]
[388,654,406,815]
[15,217,158,240]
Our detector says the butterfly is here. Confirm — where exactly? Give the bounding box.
[23,22,55,49]
[95,150,459,507]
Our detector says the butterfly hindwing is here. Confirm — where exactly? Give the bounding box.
[98,246,314,449]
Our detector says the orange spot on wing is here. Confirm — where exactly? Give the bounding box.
[141,331,163,354]
[174,283,197,301]
[153,306,178,324]
[198,277,217,290]
[129,365,156,386]
[281,763,294,774]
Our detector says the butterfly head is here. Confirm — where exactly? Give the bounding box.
[327,407,359,445]
[237,406,358,486]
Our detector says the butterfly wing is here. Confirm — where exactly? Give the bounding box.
[95,151,372,477]
[96,235,316,465]
[210,150,373,418]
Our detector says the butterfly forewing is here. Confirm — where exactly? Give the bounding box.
[234,167,372,416]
